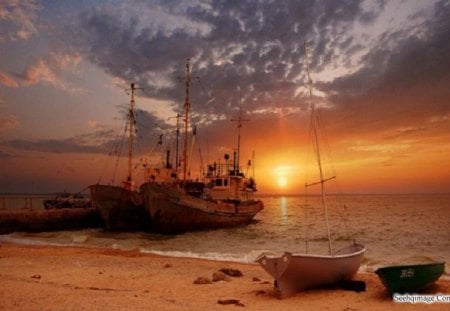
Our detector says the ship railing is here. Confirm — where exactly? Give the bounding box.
[0,195,52,210]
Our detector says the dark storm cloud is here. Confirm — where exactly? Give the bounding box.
[319,0,450,132]
[134,108,175,148]
[12,0,446,157]
[1,107,173,156]
[66,0,382,120]
[4,137,109,154]
[0,149,16,158]
[1,121,117,155]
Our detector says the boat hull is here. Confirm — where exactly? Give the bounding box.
[257,243,366,295]
[140,183,263,233]
[89,184,149,231]
[375,262,445,295]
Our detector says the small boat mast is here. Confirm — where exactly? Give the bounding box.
[304,42,335,255]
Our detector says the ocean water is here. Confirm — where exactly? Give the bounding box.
[1,194,449,275]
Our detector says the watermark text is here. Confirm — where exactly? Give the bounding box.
[393,293,450,304]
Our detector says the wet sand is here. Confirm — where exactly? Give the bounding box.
[0,242,448,310]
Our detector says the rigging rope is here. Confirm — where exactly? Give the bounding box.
[315,109,352,241]
[94,116,129,185]
[110,121,128,185]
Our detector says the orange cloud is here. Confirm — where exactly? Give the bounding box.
[0,71,19,87]
[0,114,20,132]
[0,0,40,41]
[0,52,83,91]
[23,59,60,86]
[87,120,99,129]
[15,52,84,93]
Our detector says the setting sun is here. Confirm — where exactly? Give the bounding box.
[266,165,303,193]
[277,176,288,188]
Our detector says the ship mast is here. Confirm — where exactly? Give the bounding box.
[182,60,191,181]
[304,42,335,255]
[231,103,249,175]
[125,83,139,189]
[175,113,181,172]
[169,113,181,173]
[180,59,199,182]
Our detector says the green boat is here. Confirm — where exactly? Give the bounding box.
[375,262,445,295]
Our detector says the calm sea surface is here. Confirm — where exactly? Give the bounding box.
[1,194,449,275]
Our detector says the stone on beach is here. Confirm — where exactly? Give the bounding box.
[193,276,212,284]
[217,299,245,307]
[212,271,231,282]
[219,268,243,277]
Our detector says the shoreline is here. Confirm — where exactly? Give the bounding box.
[0,242,448,310]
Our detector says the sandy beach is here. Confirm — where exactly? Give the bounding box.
[0,242,448,310]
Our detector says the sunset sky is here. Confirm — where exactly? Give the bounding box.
[1,0,449,194]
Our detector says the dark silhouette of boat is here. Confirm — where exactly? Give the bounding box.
[44,192,91,209]
[140,59,263,233]
[89,83,148,231]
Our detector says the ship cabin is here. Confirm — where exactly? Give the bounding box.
[205,162,257,202]
[145,167,178,183]
[144,149,178,183]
